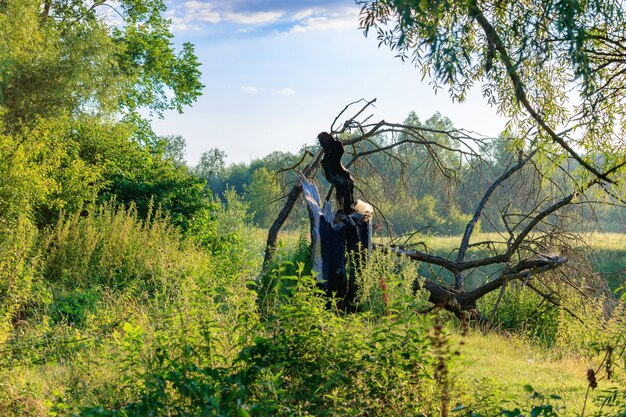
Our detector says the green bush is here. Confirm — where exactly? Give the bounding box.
[49,289,100,326]
[39,203,193,291]
[82,263,453,417]
[481,283,560,346]
[380,193,476,236]
[0,216,40,346]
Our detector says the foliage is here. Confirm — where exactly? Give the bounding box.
[2,0,626,412]
[76,261,453,417]
[193,147,227,193]
[38,203,190,292]
[244,167,281,228]
[0,0,204,229]
[358,0,626,181]
[186,189,257,268]
[0,196,259,412]
[100,156,207,232]
[192,148,314,229]
[0,216,39,346]
[1,200,625,415]
[380,192,475,235]
[483,283,561,346]
[159,134,187,167]
[194,110,625,239]
[0,0,202,124]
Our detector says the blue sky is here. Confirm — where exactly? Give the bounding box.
[152,0,506,165]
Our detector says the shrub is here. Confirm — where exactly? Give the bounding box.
[0,216,40,346]
[39,203,191,292]
[481,282,560,346]
[79,253,457,416]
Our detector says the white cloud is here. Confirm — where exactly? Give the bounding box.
[273,88,296,96]
[165,2,359,33]
[240,85,259,94]
[224,11,284,25]
[169,16,201,32]
[183,1,221,23]
[167,1,282,31]
[289,9,358,33]
[292,9,315,21]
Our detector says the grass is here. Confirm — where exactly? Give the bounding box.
[372,231,626,291]
[580,233,626,292]
[455,331,599,414]
[2,219,624,416]
[266,228,626,413]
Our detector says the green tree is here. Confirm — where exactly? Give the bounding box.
[0,0,204,226]
[160,134,187,167]
[101,160,207,232]
[193,148,227,194]
[244,167,281,228]
[359,0,626,184]
[0,0,202,126]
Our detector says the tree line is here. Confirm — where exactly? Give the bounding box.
[181,112,626,236]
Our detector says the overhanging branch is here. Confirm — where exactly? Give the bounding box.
[468,0,617,183]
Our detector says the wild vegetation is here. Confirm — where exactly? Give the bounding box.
[1,0,626,416]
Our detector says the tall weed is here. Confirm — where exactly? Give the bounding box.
[84,266,450,416]
[0,216,40,346]
[39,203,194,292]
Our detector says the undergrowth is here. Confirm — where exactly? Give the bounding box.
[0,203,625,416]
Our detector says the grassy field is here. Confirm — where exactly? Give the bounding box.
[581,233,626,291]
[271,229,626,414]
[457,332,595,413]
[274,229,625,414]
[365,231,626,291]
[455,331,616,415]
[1,221,623,416]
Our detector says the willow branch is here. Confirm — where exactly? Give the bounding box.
[469,0,613,183]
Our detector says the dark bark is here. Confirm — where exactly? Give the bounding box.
[262,149,324,271]
[300,133,373,311]
[318,132,355,214]
[262,99,602,321]
[413,256,567,320]
[454,149,537,290]
[308,132,571,316]
[262,97,484,275]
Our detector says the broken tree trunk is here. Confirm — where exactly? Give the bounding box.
[261,101,582,321]
[409,252,568,321]
[302,133,373,311]
[301,132,572,321]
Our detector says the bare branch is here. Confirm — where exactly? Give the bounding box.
[330,98,377,134]
[456,150,537,269]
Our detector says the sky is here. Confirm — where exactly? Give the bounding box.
[152,0,507,165]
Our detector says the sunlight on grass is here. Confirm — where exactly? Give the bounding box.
[454,331,614,415]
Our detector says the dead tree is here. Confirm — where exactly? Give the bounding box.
[262,99,626,320]
[300,134,373,310]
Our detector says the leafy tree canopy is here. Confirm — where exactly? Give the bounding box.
[0,0,202,125]
[159,134,188,167]
[359,0,626,185]
[0,0,204,228]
